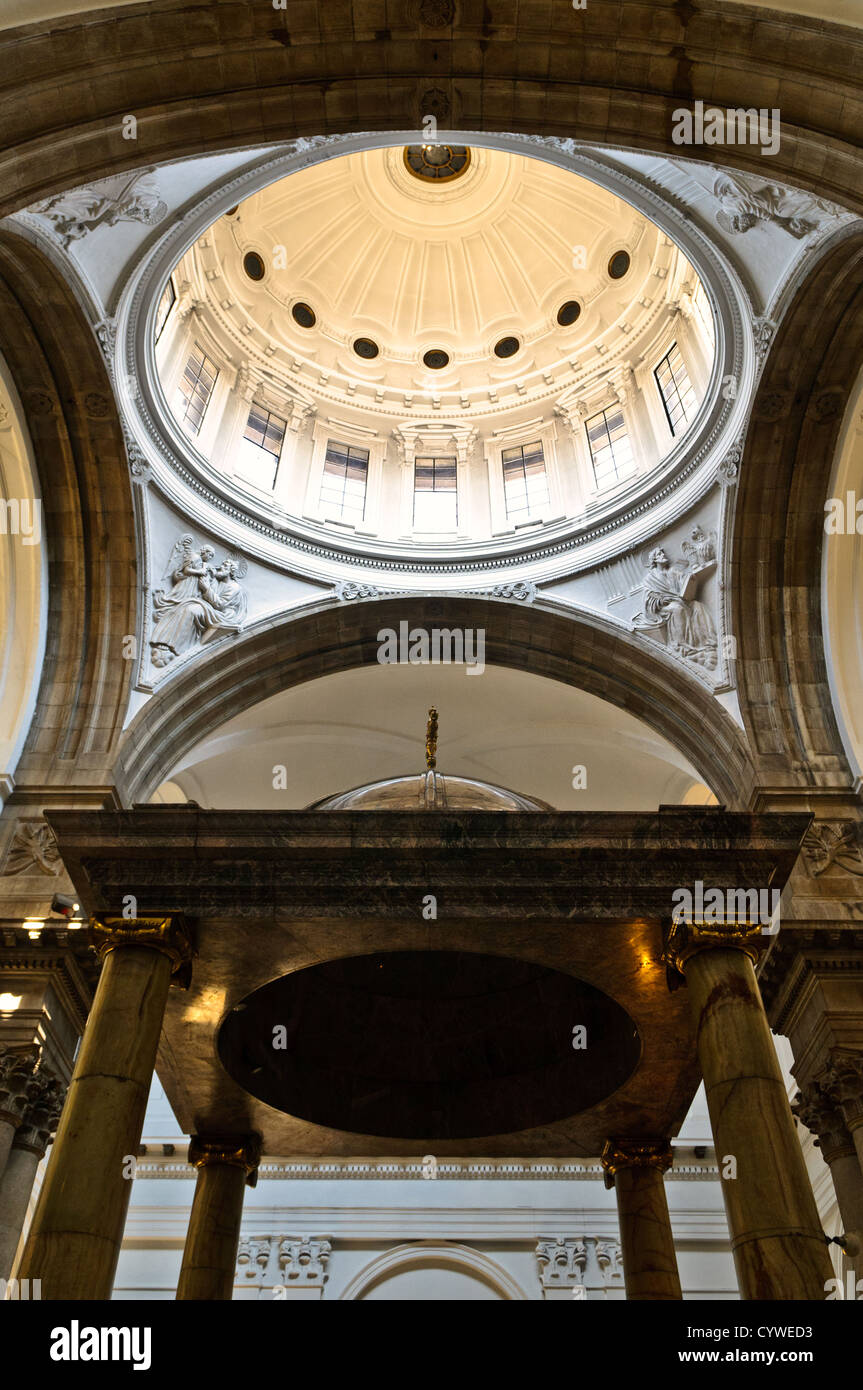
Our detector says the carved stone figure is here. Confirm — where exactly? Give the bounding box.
[150,535,248,670]
[681,525,716,567]
[30,169,167,249]
[713,172,842,239]
[802,822,863,878]
[633,546,717,669]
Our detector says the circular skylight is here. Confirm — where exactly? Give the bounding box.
[423,348,450,369]
[608,250,631,280]
[403,144,471,183]
[353,337,380,359]
[494,336,520,359]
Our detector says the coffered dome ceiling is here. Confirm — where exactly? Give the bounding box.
[174,144,702,416]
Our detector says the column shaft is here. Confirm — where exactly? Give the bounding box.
[176,1163,247,1301]
[0,1120,17,1181]
[614,1166,682,1300]
[686,947,834,1299]
[0,1144,41,1280]
[16,944,173,1298]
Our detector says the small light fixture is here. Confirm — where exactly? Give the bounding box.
[50,893,79,919]
[0,993,22,1011]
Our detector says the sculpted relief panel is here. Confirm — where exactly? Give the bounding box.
[632,528,718,670]
[149,534,248,670]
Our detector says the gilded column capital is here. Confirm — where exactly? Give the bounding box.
[89,914,194,977]
[188,1133,262,1188]
[601,1138,673,1190]
[662,917,763,977]
[792,1084,856,1164]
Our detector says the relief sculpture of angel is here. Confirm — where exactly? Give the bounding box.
[149,534,248,670]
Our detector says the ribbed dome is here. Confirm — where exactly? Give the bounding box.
[307,769,554,811]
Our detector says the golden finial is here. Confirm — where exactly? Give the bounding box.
[425,707,438,771]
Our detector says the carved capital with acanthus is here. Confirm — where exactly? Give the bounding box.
[13,1068,67,1157]
[277,1235,332,1285]
[792,1083,856,1164]
[601,1138,673,1190]
[89,914,194,978]
[662,917,763,977]
[0,1044,41,1128]
[817,1052,863,1133]
[535,1237,587,1289]
[188,1133,262,1187]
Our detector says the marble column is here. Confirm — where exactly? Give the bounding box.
[16,915,193,1299]
[666,921,834,1300]
[793,1081,863,1277]
[176,1134,261,1301]
[600,1139,681,1300]
[0,1070,66,1280]
[0,1046,40,1177]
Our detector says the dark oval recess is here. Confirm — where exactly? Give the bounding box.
[557,300,582,326]
[243,251,266,282]
[494,336,520,359]
[353,337,380,359]
[423,348,450,370]
[217,950,642,1141]
[292,302,316,328]
[608,250,631,280]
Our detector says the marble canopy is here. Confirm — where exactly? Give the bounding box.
[45,805,811,1160]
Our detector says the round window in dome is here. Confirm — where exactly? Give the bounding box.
[608,250,631,280]
[353,337,380,359]
[494,336,520,359]
[292,302,317,329]
[423,348,450,370]
[557,300,582,326]
[243,251,266,282]
[403,145,471,183]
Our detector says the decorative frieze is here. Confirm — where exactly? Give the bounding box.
[535,1236,623,1298]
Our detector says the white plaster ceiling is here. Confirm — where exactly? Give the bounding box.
[2,1,861,31]
[182,144,694,412]
[157,663,711,811]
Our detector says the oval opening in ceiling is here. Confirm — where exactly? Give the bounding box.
[243,251,266,281]
[494,336,520,359]
[608,250,631,280]
[292,302,316,328]
[217,950,642,1140]
[557,300,582,326]
[423,348,450,370]
[353,337,380,359]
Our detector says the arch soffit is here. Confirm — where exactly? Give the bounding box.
[0,2,861,217]
[0,229,137,790]
[732,229,863,793]
[115,597,755,809]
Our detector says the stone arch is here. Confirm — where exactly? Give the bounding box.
[731,227,863,794]
[0,229,137,796]
[114,596,755,808]
[0,1,861,218]
[338,1241,529,1301]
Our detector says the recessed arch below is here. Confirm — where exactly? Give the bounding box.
[115,597,755,808]
[338,1241,530,1301]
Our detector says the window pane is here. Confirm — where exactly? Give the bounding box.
[154,276,176,343]
[585,408,634,488]
[238,404,286,489]
[177,345,219,437]
[414,457,457,529]
[502,441,549,521]
[320,440,369,522]
[654,342,697,437]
